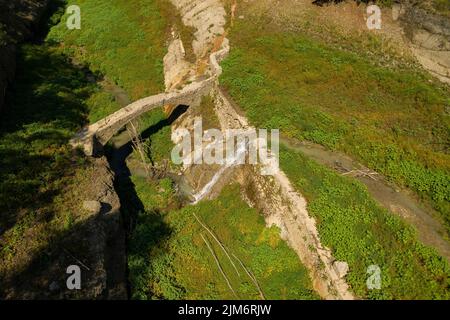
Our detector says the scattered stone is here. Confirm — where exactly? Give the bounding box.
[83,200,101,213]
[333,261,349,279]
[170,0,226,57]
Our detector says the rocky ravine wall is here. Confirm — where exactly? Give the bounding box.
[0,1,127,299]
[401,5,450,83]
[65,158,127,299]
[169,0,227,58]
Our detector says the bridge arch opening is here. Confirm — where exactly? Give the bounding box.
[140,104,189,141]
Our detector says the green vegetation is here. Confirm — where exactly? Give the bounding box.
[126,95,317,300]
[86,90,121,123]
[0,2,123,290]
[48,0,168,101]
[3,0,448,301]
[128,180,318,300]
[128,95,221,169]
[0,42,102,276]
[0,44,90,233]
[220,18,450,232]
[143,110,175,166]
[433,0,450,16]
[219,6,450,299]
[124,109,176,169]
[280,145,450,299]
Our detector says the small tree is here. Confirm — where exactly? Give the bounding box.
[126,120,153,177]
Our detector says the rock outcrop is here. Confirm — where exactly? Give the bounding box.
[163,37,194,90]
[401,5,450,83]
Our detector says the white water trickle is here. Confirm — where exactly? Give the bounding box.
[191,142,248,204]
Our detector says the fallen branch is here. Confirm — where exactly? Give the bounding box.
[232,253,265,300]
[341,169,378,181]
[62,248,91,271]
[201,233,237,298]
[193,213,241,277]
[126,120,153,177]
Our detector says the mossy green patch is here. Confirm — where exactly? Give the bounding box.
[48,0,168,101]
[128,182,318,300]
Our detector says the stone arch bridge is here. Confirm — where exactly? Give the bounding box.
[70,39,229,156]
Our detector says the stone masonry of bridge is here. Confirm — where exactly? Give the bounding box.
[69,38,230,156]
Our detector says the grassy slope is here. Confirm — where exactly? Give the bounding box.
[47,0,194,124]
[220,10,450,299]
[220,19,450,231]
[0,0,153,289]
[127,96,318,299]
[0,43,96,278]
[128,180,318,300]
[433,0,450,16]
[48,0,167,102]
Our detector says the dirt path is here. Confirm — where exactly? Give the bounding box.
[281,136,450,263]
[245,0,449,83]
